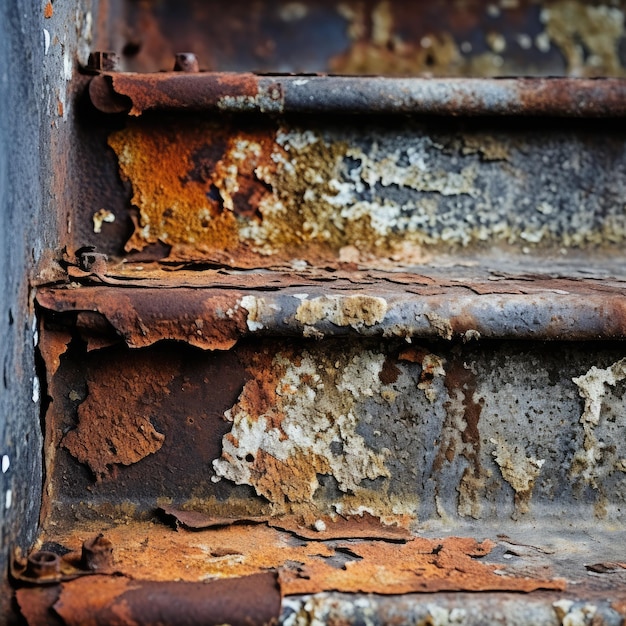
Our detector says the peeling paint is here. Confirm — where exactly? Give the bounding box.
[108,119,626,265]
[240,295,281,332]
[295,295,387,329]
[213,349,396,516]
[491,437,545,514]
[571,358,626,492]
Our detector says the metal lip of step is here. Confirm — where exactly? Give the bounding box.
[88,72,626,117]
[37,269,626,346]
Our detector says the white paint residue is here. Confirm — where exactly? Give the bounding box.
[32,376,40,403]
[1,456,9,474]
[240,295,281,332]
[295,295,387,330]
[490,437,545,499]
[43,29,51,55]
[553,599,597,626]
[213,351,391,506]
[571,358,626,488]
[63,48,73,81]
[32,317,39,347]
[5,489,12,510]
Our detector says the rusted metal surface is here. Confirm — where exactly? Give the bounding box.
[28,521,567,595]
[36,276,626,346]
[17,572,281,626]
[91,73,626,117]
[160,505,412,541]
[95,117,626,265]
[36,307,626,525]
[112,0,626,78]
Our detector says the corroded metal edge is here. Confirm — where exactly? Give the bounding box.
[37,279,626,346]
[281,592,626,626]
[89,73,626,117]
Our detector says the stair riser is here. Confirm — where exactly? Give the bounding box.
[101,117,626,266]
[44,335,626,526]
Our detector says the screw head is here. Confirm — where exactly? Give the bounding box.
[82,534,114,571]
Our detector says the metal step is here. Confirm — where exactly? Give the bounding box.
[13,1,626,623]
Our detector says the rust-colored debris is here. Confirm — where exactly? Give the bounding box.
[45,521,565,597]
[278,535,563,596]
[585,562,626,574]
[18,573,280,626]
[160,505,266,531]
[160,506,412,542]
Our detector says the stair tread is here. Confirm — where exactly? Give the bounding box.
[38,261,626,346]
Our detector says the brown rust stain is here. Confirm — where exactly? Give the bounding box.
[51,573,281,626]
[45,521,565,596]
[107,120,403,265]
[379,355,401,385]
[434,354,487,519]
[61,356,175,480]
[37,287,249,351]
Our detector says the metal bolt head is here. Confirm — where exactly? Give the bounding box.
[174,53,199,73]
[82,534,114,571]
[26,551,61,579]
[87,51,120,72]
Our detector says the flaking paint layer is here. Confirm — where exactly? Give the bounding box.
[108,120,626,265]
[212,347,405,518]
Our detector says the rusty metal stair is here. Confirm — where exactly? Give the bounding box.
[15,1,626,624]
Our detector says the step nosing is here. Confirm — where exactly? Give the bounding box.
[37,280,626,345]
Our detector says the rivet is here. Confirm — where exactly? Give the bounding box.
[26,551,61,579]
[87,51,120,72]
[82,534,114,571]
[174,53,199,73]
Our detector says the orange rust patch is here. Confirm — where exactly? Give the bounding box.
[44,2,53,18]
[45,521,565,596]
[61,356,176,479]
[108,122,275,258]
[253,448,333,505]
[39,327,72,380]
